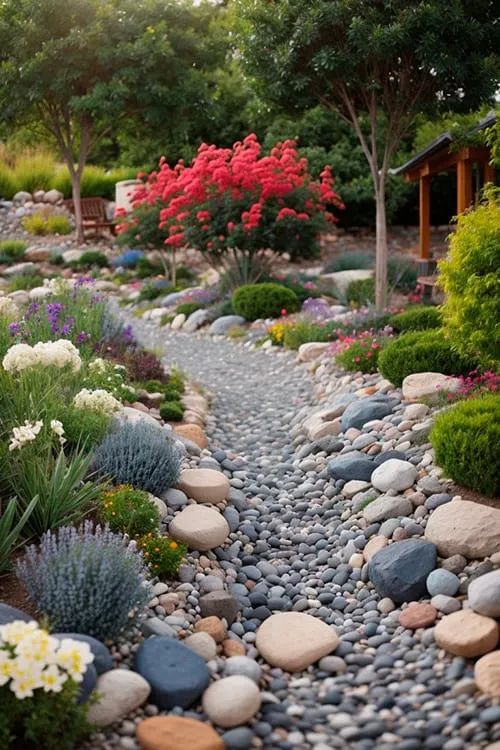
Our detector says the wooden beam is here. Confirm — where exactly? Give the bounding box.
[419,174,431,260]
[457,159,473,213]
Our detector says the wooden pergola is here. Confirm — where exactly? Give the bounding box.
[392,112,497,268]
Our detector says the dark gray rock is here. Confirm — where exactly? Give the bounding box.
[341,397,398,431]
[134,636,210,709]
[368,539,438,603]
[199,590,241,624]
[77,663,97,704]
[373,450,407,466]
[53,633,112,675]
[327,451,375,481]
[0,603,33,625]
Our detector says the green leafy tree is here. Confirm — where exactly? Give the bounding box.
[235,0,499,307]
[0,0,224,241]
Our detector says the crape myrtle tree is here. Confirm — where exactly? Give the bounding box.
[0,0,225,242]
[235,0,499,308]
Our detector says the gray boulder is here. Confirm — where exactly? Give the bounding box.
[327,451,375,482]
[341,396,399,431]
[368,539,437,603]
[209,315,246,335]
[183,308,210,332]
[468,570,500,617]
[0,603,33,625]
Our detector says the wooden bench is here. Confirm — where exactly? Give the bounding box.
[417,275,438,302]
[64,197,116,237]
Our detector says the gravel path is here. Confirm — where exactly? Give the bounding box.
[128,319,499,750]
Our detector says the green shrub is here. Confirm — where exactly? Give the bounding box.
[430,394,500,496]
[7,270,44,291]
[336,334,383,373]
[46,214,72,235]
[139,283,163,302]
[160,401,184,422]
[378,330,474,387]
[176,301,201,316]
[75,250,108,268]
[11,151,55,194]
[137,532,187,578]
[0,164,16,199]
[346,277,375,307]
[22,212,71,236]
[389,305,442,332]
[283,321,330,349]
[439,189,500,369]
[21,213,48,235]
[58,407,111,450]
[136,256,163,278]
[232,283,300,321]
[324,251,374,272]
[167,367,186,393]
[100,484,160,537]
[162,387,182,401]
[0,239,26,261]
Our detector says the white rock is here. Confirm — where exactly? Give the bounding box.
[13,191,32,204]
[297,342,330,362]
[308,419,342,441]
[318,269,373,295]
[256,612,339,672]
[28,286,53,300]
[170,313,186,330]
[183,632,217,661]
[402,372,461,402]
[44,188,64,204]
[403,403,430,420]
[425,499,500,559]
[87,670,150,727]
[148,495,168,521]
[178,468,230,504]
[343,480,371,498]
[202,675,261,728]
[468,571,500,618]
[62,249,85,264]
[371,459,417,493]
[169,505,229,551]
[116,406,161,430]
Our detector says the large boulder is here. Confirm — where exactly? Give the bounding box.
[255,612,339,672]
[327,451,375,482]
[402,372,461,403]
[208,315,245,336]
[425,500,500,558]
[183,309,210,332]
[169,505,229,551]
[370,459,417,493]
[297,342,330,362]
[178,468,230,504]
[368,539,437,603]
[341,396,398,431]
[468,571,500,618]
[434,610,498,658]
[134,636,210,709]
[88,670,150,727]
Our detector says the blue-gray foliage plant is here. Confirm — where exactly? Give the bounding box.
[17,521,151,641]
[92,420,182,495]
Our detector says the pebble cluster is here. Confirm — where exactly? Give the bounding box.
[80,316,500,750]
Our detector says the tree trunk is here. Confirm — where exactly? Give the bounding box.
[374,178,388,310]
[70,171,84,244]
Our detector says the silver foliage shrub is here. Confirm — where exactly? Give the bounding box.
[17,522,151,641]
[92,420,182,495]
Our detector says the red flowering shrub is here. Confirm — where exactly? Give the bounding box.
[117,135,343,286]
[333,328,393,374]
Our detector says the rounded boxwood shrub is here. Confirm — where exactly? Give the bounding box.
[430,394,500,496]
[389,305,442,333]
[232,283,299,321]
[160,401,184,422]
[346,277,375,307]
[378,330,474,387]
[439,189,500,369]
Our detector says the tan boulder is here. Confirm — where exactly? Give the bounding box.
[297,342,330,362]
[169,505,229,551]
[202,675,261,728]
[174,424,208,449]
[475,651,500,697]
[308,419,342,441]
[402,372,461,403]
[425,499,500,558]
[136,716,224,750]
[256,612,339,672]
[178,468,230,504]
[434,610,498,658]
[194,616,226,643]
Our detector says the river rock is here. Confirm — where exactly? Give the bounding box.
[171,313,186,330]
[474,651,500,698]
[297,342,330,362]
[327,452,375,482]
[425,500,500,558]
[136,716,224,750]
[363,495,413,524]
[209,315,245,336]
[178,468,230,503]
[174,424,208,449]
[399,602,438,629]
[169,505,229,551]
[88,670,151,727]
[402,372,461,402]
[183,632,217,661]
[368,539,437,603]
[199,591,240,624]
[468,570,500,618]
[134,636,210,709]
[202,675,261,728]
[426,569,460,597]
[370,459,417,493]
[341,397,397,431]
[0,603,34,625]
[255,612,339,672]
[434,610,499,658]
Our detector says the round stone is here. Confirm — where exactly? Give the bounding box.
[174,424,208,449]
[434,610,499,658]
[223,656,261,683]
[194,616,226,643]
[425,499,500,558]
[222,639,246,657]
[363,536,388,562]
[426,569,460,597]
[255,612,339,672]
[475,651,500,698]
[88,670,151,727]
[202,675,261,728]
[169,505,229,551]
[399,602,438,629]
[370,459,417,493]
[136,716,224,750]
[183,632,217,661]
[178,468,230,503]
[468,570,500,617]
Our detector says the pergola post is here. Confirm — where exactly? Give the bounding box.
[484,162,496,184]
[419,173,430,261]
[457,157,473,213]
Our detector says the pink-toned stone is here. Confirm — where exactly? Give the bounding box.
[399,602,437,629]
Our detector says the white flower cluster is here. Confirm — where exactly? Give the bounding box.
[0,296,20,321]
[50,419,66,446]
[3,340,82,374]
[88,357,107,374]
[9,420,43,452]
[73,388,122,415]
[0,620,93,700]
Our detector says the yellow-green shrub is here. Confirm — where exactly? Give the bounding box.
[439,188,500,370]
[11,151,55,193]
[53,165,138,200]
[22,213,72,236]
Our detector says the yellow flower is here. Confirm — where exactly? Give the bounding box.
[169,541,178,550]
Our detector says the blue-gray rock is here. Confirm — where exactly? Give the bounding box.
[134,637,210,709]
[426,569,460,597]
[209,315,246,335]
[184,308,210,332]
[0,603,34,625]
[468,570,500,617]
[425,493,452,510]
[373,450,407,466]
[53,633,112,675]
[327,452,375,481]
[341,397,399,431]
[368,539,437,603]
[77,663,97,704]
[222,727,255,749]
[199,591,240,624]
